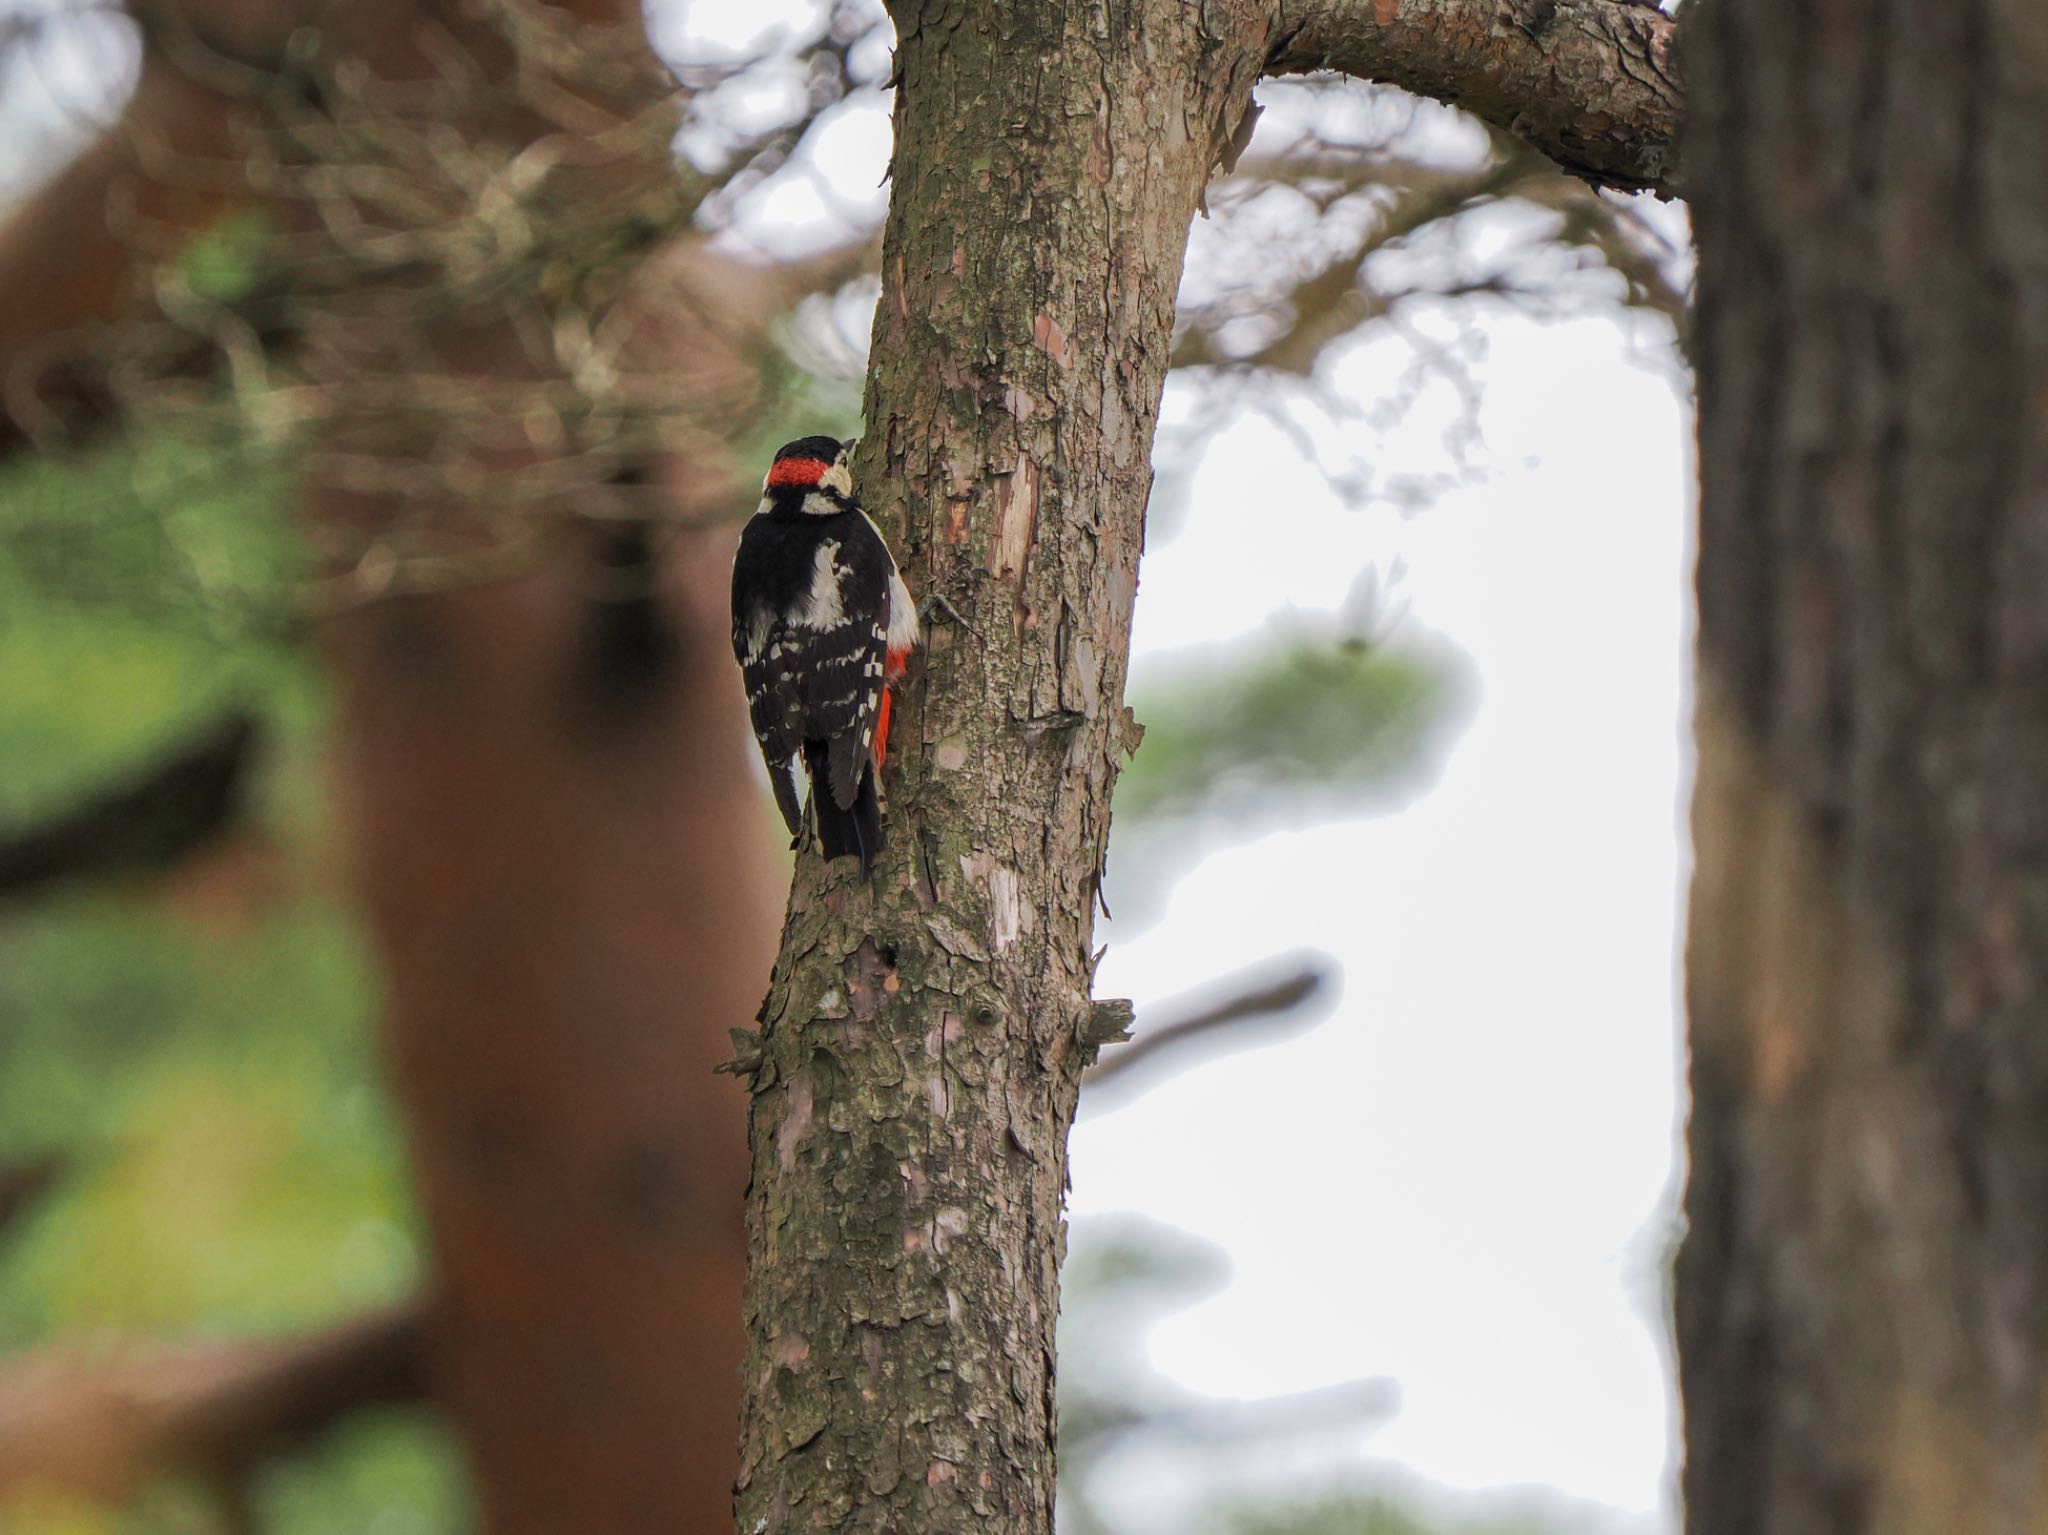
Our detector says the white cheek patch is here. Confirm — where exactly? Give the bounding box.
[794,540,847,629]
[801,491,843,517]
[820,458,854,497]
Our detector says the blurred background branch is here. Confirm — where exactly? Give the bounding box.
[0,709,257,904]
[0,1302,422,1512]
[1085,958,1332,1097]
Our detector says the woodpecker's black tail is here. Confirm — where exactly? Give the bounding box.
[803,739,881,878]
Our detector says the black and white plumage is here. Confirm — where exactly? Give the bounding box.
[731,436,919,876]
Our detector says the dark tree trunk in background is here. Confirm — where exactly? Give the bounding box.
[331,523,780,1535]
[307,11,787,1533]
[0,4,786,1528]
[1681,3,2048,1530]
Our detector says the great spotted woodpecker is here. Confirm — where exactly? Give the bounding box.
[730,436,919,876]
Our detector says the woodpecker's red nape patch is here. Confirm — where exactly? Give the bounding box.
[767,457,830,489]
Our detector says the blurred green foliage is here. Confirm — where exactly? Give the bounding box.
[16,1415,467,1535]
[1118,638,1465,826]
[178,212,279,307]
[253,1413,467,1535]
[0,438,458,1532]
[0,432,302,661]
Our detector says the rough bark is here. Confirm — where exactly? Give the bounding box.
[1269,0,1682,195]
[1680,0,2048,1530]
[732,3,1271,1530]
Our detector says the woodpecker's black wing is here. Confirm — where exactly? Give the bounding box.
[737,645,806,839]
[731,509,891,822]
[732,523,806,837]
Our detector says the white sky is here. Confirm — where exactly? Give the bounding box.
[0,3,1697,1527]
[0,2,133,200]
[1077,317,1692,1531]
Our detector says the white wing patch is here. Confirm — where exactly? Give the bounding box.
[855,509,921,654]
[886,567,920,653]
[794,539,847,629]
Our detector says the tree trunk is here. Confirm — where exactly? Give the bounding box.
[732,3,1269,1529]
[1680,2,2048,1530]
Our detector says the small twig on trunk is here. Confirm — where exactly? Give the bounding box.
[1083,956,1334,1096]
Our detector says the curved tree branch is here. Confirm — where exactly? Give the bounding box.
[1268,0,1683,196]
[0,1303,422,1505]
[1082,960,1331,1096]
[0,711,260,904]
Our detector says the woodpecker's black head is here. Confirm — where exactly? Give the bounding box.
[762,436,855,512]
